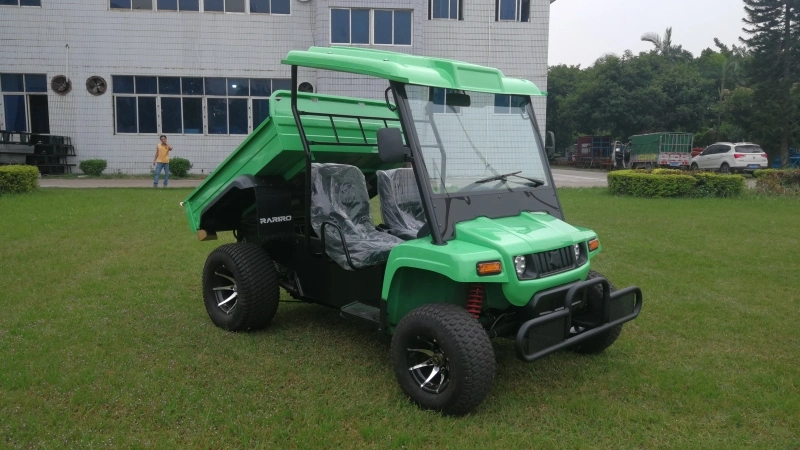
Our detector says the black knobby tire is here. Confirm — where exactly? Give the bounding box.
[570,270,623,354]
[202,243,279,332]
[391,303,496,416]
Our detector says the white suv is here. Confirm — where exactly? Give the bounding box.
[690,142,768,174]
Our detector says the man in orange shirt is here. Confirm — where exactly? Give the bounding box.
[153,135,173,187]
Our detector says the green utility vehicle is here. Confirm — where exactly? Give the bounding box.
[182,47,642,416]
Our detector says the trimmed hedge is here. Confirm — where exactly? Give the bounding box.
[79,159,107,176]
[608,169,745,198]
[753,169,800,196]
[170,157,192,178]
[0,165,39,195]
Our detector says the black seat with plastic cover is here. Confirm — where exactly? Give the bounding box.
[377,168,426,240]
[310,163,404,270]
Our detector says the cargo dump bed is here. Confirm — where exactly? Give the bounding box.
[182,90,401,236]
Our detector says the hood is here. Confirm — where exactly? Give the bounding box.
[454,212,591,256]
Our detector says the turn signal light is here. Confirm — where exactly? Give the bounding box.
[476,261,502,276]
[588,238,600,252]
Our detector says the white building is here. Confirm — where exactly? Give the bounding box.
[0,0,551,174]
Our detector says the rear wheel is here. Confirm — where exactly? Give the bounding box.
[719,162,731,174]
[570,270,623,354]
[202,243,279,331]
[690,162,699,171]
[391,303,495,416]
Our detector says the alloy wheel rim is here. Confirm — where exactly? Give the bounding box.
[406,335,450,394]
[212,265,238,315]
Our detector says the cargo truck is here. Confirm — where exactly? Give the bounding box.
[627,132,694,169]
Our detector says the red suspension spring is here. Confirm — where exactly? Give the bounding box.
[466,283,485,319]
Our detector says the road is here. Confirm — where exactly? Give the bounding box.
[550,169,608,187]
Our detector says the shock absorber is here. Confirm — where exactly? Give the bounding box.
[466,283,485,319]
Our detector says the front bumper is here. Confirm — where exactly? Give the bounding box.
[514,277,642,362]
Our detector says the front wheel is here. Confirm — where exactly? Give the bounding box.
[570,270,623,354]
[719,162,731,174]
[202,243,280,331]
[391,303,496,416]
[690,162,699,171]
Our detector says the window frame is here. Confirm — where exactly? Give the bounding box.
[0,0,42,6]
[495,0,530,22]
[428,0,462,20]
[330,8,413,46]
[109,0,155,11]
[0,73,50,134]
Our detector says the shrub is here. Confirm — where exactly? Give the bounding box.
[79,159,107,176]
[608,169,745,198]
[754,169,800,196]
[0,165,39,195]
[170,157,192,178]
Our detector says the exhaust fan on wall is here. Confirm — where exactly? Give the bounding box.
[86,76,107,96]
[51,75,72,95]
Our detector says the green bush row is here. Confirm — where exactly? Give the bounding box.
[753,169,800,195]
[79,159,107,176]
[169,157,192,178]
[608,169,745,198]
[0,165,39,195]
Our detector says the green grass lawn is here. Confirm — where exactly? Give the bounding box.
[1,188,798,448]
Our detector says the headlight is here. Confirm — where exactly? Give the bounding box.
[513,255,526,276]
[573,243,580,260]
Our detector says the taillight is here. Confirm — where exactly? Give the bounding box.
[734,153,745,159]
[761,153,768,158]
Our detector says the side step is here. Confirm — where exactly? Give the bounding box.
[340,302,380,327]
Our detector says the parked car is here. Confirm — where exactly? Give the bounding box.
[690,142,768,174]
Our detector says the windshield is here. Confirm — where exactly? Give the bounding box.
[735,145,763,154]
[404,85,549,194]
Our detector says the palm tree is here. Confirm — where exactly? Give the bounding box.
[641,27,690,61]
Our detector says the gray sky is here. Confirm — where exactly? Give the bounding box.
[548,0,748,67]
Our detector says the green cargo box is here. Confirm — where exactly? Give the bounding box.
[627,132,694,169]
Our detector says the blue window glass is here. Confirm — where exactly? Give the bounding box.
[272,79,291,91]
[112,75,135,94]
[394,11,412,45]
[331,9,350,43]
[373,10,393,45]
[138,97,157,133]
[431,88,459,114]
[450,0,458,19]
[207,98,228,134]
[352,9,369,44]
[499,0,516,20]
[250,79,271,96]
[182,77,203,95]
[1,74,24,92]
[250,0,269,13]
[21,0,42,6]
[253,99,270,128]
[205,78,226,96]
[431,0,447,18]
[225,0,244,13]
[115,97,137,133]
[229,99,248,134]
[179,0,198,10]
[494,94,510,114]
[28,94,50,134]
[159,77,181,94]
[25,75,47,92]
[110,0,131,9]
[157,0,177,10]
[271,0,289,14]
[228,78,249,96]
[3,95,27,132]
[161,97,182,134]
[135,76,157,94]
[132,0,152,10]
[183,97,202,133]
[520,0,529,22]
[511,95,527,109]
[0,0,17,5]
[205,0,223,11]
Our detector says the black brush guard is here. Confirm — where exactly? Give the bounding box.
[515,277,642,362]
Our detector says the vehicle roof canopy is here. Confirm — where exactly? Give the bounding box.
[282,46,545,97]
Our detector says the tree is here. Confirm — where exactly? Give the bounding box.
[641,27,693,62]
[741,0,800,165]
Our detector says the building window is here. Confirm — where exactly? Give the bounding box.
[0,73,49,134]
[112,75,289,135]
[494,94,527,114]
[429,0,461,20]
[331,9,412,46]
[204,0,245,13]
[0,0,41,5]
[430,88,460,114]
[250,0,289,14]
[110,0,153,10]
[496,0,529,22]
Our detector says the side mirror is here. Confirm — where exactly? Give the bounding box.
[377,127,409,163]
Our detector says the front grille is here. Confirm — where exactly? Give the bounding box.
[530,246,577,278]
[610,291,637,321]
[526,316,567,355]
